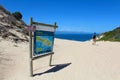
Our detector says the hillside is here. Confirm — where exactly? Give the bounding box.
[0,5,28,42]
[98,27,120,41]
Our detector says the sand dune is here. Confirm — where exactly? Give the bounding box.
[0,38,120,80]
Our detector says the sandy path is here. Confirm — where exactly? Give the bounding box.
[0,39,120,80]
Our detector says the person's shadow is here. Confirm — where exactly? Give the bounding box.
[33,63,71,76]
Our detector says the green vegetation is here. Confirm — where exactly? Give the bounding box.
[98,27,120,42]
[12,12,22,20]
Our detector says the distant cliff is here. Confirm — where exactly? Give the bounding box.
[98,27,120,41]
[0,5,29,42]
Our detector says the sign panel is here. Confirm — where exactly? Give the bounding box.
[34,25,55,56]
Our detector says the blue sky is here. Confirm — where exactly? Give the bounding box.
[0,0,120,33]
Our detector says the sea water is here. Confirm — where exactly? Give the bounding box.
[55,31,95,42]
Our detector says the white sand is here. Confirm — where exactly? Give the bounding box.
[0,38,120,80]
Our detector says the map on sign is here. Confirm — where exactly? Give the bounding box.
[34,30,54,55]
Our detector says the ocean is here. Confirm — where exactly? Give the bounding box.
[55,31,95,42]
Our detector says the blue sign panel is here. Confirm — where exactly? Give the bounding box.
[34,30,54,55]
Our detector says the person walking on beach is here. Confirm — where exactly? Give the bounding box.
[92,32,97,45]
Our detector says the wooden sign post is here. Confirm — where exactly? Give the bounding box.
[29,17,58,77]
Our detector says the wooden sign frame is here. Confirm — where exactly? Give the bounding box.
[29,17,58,77]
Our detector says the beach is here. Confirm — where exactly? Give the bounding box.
[0,38,120,80]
